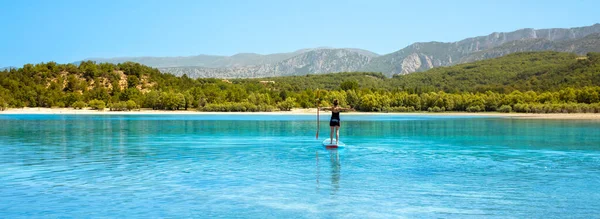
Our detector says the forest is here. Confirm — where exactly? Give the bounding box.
[1,51,600,113]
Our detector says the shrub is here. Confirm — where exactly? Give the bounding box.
[257,104,275,112]
[198,102,273,112]
[13,100,25,108]
[497,105,512,113]
[508,103,600,113]
[0,98,7,111]
[126,100,139,111]
[105,101,139,111]
[383,106,415,112]
[466,105,482,112]
[427,106,445,112]
[513,103,530,113]
[530,104,544,113]
[109,101,133,111]
[592,103,600,113]
[88,99,106,110]
[72,101,87,109]
[54,102,66,108]
[580,104,593,113]
[340,80,359,91]
[544,104,559,113]
[277,97,297,111]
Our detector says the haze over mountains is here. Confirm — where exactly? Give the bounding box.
[85,23,600,78]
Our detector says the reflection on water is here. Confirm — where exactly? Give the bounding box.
[345,118,600,150]
[329,149,341,193]
[316,148,341,195]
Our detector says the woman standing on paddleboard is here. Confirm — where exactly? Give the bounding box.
[320,99,353,145]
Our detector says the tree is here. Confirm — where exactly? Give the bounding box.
[127,75,140,88]
[588,52,600,63]
[340,80,359,91]
[144,91,160,109]
[248,93,271,106]
[226,86,247,102]
[0,97,7,111]
[88,99,106,110]
[279,90,288,101]
[559,88,577,103]
[345,90,360,109]
[277,97,297,111]
[72,101,87,109]
[86,87,110,103]
[63,92,82,107]
[405,94,421,111]
[126,100,138,111]
[183,91,193,110]
[64,75,81,92]
[359,94,386,112]
[79,60,99,80]
[327,90,347,107]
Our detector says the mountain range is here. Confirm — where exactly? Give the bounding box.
[83,23,600,78]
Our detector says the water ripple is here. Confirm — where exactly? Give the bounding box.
[1,115,599,218]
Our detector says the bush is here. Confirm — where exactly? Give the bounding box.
[497,105,512,113]
[108,101,138,111]
[427,106,445,112]
[198,102,274,112]
[340,80,359,91]
[383,106,415,112]
[507,103,600,113]
[513,103,530,113]
[126,100,139,111]
[277,97,297,111]
[0,98,7,111]
[12,100,25,108]
[109,102,128,111]
[88,99,106,110]
[466,105,482,112]
[530,104,545,113]
[257,104,275,112]
[547,104,562,113]
[72,101,87,109]
[54,102,66,108]
[592,103,600,113]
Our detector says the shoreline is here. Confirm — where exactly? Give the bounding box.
[1,107,600,120]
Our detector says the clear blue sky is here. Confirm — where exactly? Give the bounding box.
[0,0,598,67]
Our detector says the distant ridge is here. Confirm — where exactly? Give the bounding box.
[361,23,600,76]
[81,23,600,78]
[86,47,376,69]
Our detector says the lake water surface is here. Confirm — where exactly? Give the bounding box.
[1,114,599,218]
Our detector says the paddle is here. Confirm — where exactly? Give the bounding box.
[316,89,319,139]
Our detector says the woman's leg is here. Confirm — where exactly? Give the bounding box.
[335,126,340,144]
[330,126,334,144]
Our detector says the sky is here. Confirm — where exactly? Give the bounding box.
[0,0,598,67]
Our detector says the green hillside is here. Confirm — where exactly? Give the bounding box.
[1,52,600,113]
[391,51,600,93]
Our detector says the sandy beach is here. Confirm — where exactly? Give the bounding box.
[2,107,600,120]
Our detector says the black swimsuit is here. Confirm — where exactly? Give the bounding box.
[330,111,340,127]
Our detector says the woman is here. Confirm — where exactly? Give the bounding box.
[320,99,353,145]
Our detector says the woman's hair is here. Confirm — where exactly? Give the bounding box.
[333,99,339,107]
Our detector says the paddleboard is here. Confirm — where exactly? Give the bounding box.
[322,138,345,148]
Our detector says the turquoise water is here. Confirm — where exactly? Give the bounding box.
[1,114,600,218]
